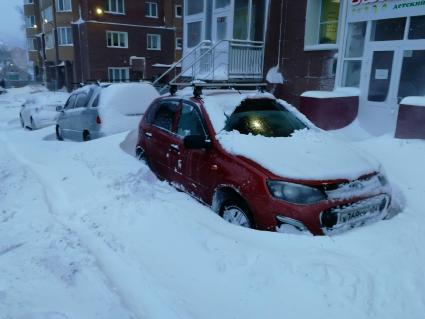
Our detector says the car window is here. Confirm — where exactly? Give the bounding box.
[224,99,307,137]
[75,94,88,108]
[64,95,77,109]
[152,100,180,131]
[177,103,206,137]
[91,94,100,108]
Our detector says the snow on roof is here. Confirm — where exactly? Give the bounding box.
[302,87,360,98]
[25,91,69,106]
[400,96,425,107]
[98,82,159,135]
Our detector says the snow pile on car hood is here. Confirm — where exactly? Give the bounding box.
[217,129,380,181]
[98,83,159,134]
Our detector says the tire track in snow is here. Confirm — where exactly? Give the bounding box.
[0,137,184,319]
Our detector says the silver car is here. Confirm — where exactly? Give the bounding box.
[56,82,159,141]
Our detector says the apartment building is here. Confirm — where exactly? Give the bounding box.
[24,0,183,90]
[73,0,182,84]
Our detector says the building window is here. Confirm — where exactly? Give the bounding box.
[175,5,182,18]
[106,31,128,48]
[56,0,72,12]
[42,6,53,23]
[187,21,202,47]
[45,32,54,49]
[106,0,125,14]
[27,38,37,51]
[341,22,366,87]
[25,15,36,28]
[58,27,73,46]
[176,37,182,50]
[305,0,340,49]
[215,0,230,9]
[24,0,34,4]
[409,15,425,39]
[108,67,129,82]
[187,0,203,15]
[147,34,161,50]
[145,2,158,18]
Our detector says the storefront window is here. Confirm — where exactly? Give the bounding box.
[342,61,362,88]
[371,18,406,41]
[187,21,202,47]
[187,0,204,15]
[398,50,425,100]
[345,22,366,58]
[319,0,340,44]
[408,15,425,39]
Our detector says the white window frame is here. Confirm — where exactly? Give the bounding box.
[145,2,158,18]
[56,0,72,12]
[106,0,125,14]
[57,27,73,46]
[27,37,37,51]
[175,5,182,18]
[42,6,53,23]
[147,34,161,50]
[175,37,182,50]
[304,0,343,51]
[106,31,128,48]
[108,67,130,82]
[25,15,36,28]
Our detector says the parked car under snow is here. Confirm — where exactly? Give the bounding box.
[56,82,159,141]
[20,91,69,130]
[135,89,400,235]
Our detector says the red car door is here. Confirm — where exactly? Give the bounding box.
[146,99,180,180]
[171,101,218,202]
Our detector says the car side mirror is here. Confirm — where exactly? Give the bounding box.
[183,135,210,149]
[56,105,63,112]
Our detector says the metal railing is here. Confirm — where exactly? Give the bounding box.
[153,39,265,87]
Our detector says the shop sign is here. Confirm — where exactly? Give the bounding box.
[348,0,425,22]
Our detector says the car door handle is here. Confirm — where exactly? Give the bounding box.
[169,144,179,152]
[144,132,152,139]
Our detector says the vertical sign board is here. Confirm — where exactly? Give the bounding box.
[348,0,425,22]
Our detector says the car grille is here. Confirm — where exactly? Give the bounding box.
[323,174,382,200]
[320,194,389,235]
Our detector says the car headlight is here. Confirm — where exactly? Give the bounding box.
[377,173,388,186]
[267,180,326,204]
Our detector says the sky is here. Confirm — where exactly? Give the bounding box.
[0,0,26,48]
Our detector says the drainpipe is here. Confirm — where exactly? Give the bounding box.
[52,3,60,91]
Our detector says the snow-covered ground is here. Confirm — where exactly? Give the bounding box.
[1,88,425,319]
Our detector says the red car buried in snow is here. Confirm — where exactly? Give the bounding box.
[135,89,396,235]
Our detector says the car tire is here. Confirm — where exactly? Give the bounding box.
[135,146,148,163]
[220,197,253,229]
[83,130,91,142]
[56,125,63,141]
[19,114,24,128]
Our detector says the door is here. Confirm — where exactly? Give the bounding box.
[147,100,180,180]
[360,41,425,134]
[213,0,232,42]
[58,94,77,138]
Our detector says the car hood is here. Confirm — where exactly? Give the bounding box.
[216,129,380,181]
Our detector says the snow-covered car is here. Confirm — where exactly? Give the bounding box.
[135,89,398,235]
[0,87,7,95]
[20,91,69,130]
[56,82,159,141]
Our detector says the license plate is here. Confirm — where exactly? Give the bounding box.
[338,203,381,224]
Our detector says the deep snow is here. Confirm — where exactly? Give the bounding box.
[1,88,425,319]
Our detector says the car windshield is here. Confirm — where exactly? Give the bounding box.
[224,99,308,137]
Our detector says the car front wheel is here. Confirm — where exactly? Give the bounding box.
[220,199,253,229]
